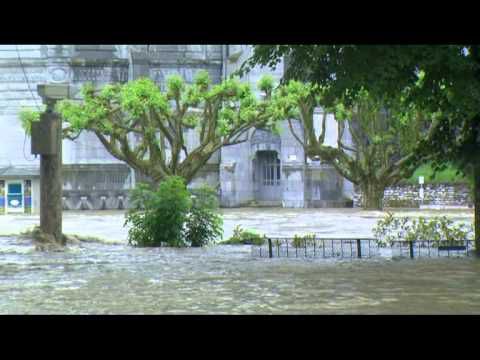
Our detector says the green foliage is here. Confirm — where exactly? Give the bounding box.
[184,184,223,247]
[246,45,480,243]
[243,45,479,110]
[246,45,480,246]
[194,70,211,89]
[372,212,473,247]
[19,108,42,135]
[125,179,224,247]
[291,233,316,248]
[119,78,169,117]
[54,72,281,185]
[269,79,428,209]
[125,177,192,247]
[405,163,467,185]
[222,225,266,245]
[245,44,480,184]
[166,74,185,97]
[257,75,275,96]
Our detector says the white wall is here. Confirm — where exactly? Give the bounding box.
[0,45,46,167]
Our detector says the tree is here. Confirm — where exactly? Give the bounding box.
[272,81,432,209]
[244,45,480,253]
[22,71,278,185]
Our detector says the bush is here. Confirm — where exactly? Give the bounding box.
[125,177,192,247]
[184,185,223,247]
[291,233,316,248]
[125,179,224,247]
[372,212,473,247]
[223,225,266,245]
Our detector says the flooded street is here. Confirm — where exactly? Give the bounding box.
[1,236,480,314]
[0,208,474,243]
[0,208,477,314]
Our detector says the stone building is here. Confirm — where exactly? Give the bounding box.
[0,45,354,213]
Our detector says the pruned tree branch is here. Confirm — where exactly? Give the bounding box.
[57,72,280,185]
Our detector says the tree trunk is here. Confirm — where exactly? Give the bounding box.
[361,182,385,210]
[474,165,480,256]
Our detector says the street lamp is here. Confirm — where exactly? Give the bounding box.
[37,83,70,103]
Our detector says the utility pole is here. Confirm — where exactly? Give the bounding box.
[31,83,70,245]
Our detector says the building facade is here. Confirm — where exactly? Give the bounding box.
[0,45,354,213]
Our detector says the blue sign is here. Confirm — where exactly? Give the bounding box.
[7,183,23,209]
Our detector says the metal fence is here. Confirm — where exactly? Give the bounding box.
[251,237,475,259]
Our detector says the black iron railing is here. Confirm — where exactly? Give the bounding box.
[251,237,475,259]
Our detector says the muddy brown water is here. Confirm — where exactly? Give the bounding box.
[1,236,480,314]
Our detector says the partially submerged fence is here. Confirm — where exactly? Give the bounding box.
[251,237,475,259]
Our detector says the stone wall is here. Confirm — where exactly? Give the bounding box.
[62,164,131,210]
[353,183,473,208]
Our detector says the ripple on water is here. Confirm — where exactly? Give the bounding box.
[2,237,480,314]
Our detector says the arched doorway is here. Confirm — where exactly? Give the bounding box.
[253,150,282,204]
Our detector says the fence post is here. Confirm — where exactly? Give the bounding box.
[268,238,273,258]
[357,239,362,258]
[409,241,414,259]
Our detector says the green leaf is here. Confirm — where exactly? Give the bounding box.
[19,108,42,135]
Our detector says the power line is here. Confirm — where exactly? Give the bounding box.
[15,45,40,161]
[15,45,41,111]
[23,131,36,162]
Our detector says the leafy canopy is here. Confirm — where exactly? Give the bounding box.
[244,45,480,174]
[20,70,283,184]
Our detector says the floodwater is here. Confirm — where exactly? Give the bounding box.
[1,236,480,314]
[0,208,474,243]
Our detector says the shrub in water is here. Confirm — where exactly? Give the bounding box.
[184,185,223,247]
[223,225,266,245]
[291,233,316,248]
[125,177,192,247]
[372,212,473,247]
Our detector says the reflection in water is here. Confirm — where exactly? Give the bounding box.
[1,236,480,314]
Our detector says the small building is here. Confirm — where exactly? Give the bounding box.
[0,166,40,214]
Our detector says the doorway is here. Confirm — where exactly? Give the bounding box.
[253,151,281,204]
